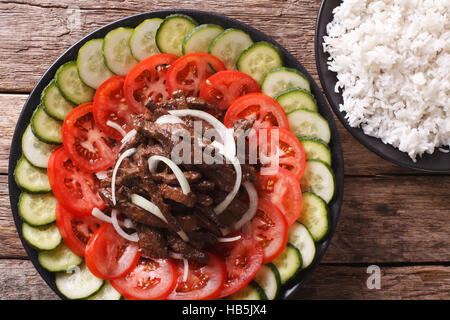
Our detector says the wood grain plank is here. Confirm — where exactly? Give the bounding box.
[2,174,449,262]
[0,259,448,300]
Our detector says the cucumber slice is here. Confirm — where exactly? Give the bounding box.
[237,41,283,84]
[56,262,104,300]
[77,39,114,89]
[288,222,316,270]
[275,88,317,113]
[182,24,224,55]
[299,138,332,166]
[41,80,74,121]
[22,222,62,251]
[300,159,335,204]
[103,27,138,75]
[287,109,331,143]
[88,281,121,300]
[155,14,198,56]
[31,105,62,144]
[129,18,163,61]
[38,243,82,272]
[262,67,310,97]
[253,264,281,300]
[22,125,57,168]
[272,244,302,284]
[228,282,267,300]
[209,28,253,70]
[14,157,51,193]
[55,61,95,105]
[298,192,329,242]
[18,192,57,226]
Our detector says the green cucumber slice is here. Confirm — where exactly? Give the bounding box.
[262,67,310,97]
[287,109,331,143]
[272,244,302,284]
[31,105,62,144]
[275,88,317,113]
[237,41,283,84]
[300,159,335,204]
[55,61,95,105]
[18,192,57,226]
[103,27,138,75]
[209,29,253,70]
[299,138,332,166]
[14,157,51,193]
[77,39,114,89]
[253,263,281,300]
[22,222,62,251]
[182,24,224,55]
[55,263,104,300]
[228,282,267,300]
[88,281,121,300]
[22,125,57,168]
[155,14,198,56]
[288,222,316,270]
[129,18,163,61]
[41,80,74,121]
[298,192,329,242]
[38,243,82,272]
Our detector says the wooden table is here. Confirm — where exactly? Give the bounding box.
[0,0,449,300]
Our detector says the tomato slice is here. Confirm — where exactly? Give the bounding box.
[62,102,118,173]
[259,126,307,180]
[212,233,263,298]
[93,75,135,140]
[111,258,177,300]
[55,203,102,257]
[224,93,290,131]
[166,53,226,97]
[48,147,105,216]
[167,252,226,300]
[124,53,178,114]
[85,223,141,280]
[243,199,288,264]
[199,70,260,111]
[256,168,302,226]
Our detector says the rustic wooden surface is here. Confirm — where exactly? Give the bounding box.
[0,0,448,300]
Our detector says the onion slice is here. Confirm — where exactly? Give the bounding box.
[217,235,242,242]
[91,208,135,229]
[112,148,137,205]
[168,109,236,158]
[233,182,259,230]
[155,114,185,125]
[211,141,242,215]
[148,155,191,195]
[182,258,189,282]
[120,129,137,151]
[95,171,108,180]
[111,209,139,242]
[106,120,127,137]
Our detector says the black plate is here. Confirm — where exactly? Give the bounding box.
[315,0,450,172]
[8,9,344,300]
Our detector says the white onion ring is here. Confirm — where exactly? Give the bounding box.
[95,171,108,180]
[182,258,189,282]
[155,114,185,125]
[112,148,137,205]
[106,120,127,137]
[217,235,242,242]
[168,109,236,158]
[91,208,135,229]
[233,182,259,230]
[111,209,139,242]
[120,129,137,151]
[148,155,191,195]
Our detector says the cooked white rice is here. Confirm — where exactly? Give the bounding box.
[323,0,450,161]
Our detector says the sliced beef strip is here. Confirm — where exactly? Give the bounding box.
[158,184,197,208]
[187,231,217,250]
[191,179,216,192]
[196,193,214,207]
[166,233,209,264]
[151,170,202,185]
[118,202,168,229]
[136,224,169,259]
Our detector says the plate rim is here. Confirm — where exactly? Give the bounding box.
[8,8,344,300]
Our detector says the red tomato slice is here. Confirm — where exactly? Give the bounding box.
[85,223,141,280]
[224,93,290,131]
[167,252,226,300]
[55,203,102,257]
[212,233,263,298]
[243,199,288,264]
[48,147,105,216]
[199,70,260,111]
[93,75,134,140]
[256,168,302,226]
[166,53,226,97]
[62,102,118,173]
[111,258,177,300]
[124,53,178,114]
[259,127,306,180]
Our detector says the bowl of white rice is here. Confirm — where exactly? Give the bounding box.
[315,0,450,172]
